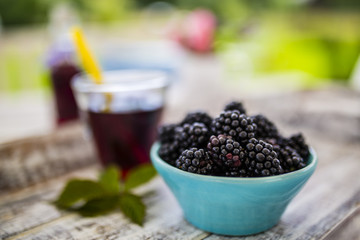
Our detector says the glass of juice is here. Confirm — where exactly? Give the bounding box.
[47,34,82,126]
[71,70,169,173]
[50,62,81,125]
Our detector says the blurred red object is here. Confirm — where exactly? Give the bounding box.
[173,9,216,53]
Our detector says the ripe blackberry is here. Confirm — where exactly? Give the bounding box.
[224,167,250,177]
[276,146,306,172]
[207,135,246,168]
[206,134,229,166]
[175,148,214,175]
[158,141,183,166]
[245,138,284,177]
[287,133,310,160]
[181,111,213,128]
[224,101,246,114]
[252,114,279,139]
[158,124,177,144]
[212,110,257,142]
[175,122,211,149]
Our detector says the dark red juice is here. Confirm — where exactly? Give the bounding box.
[88,107,163,173]
[50,63,80,125]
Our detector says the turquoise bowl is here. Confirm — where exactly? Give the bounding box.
[150,142,317,236]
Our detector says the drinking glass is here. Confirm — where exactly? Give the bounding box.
[72,70,169,173]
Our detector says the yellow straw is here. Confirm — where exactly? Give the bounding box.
[71,27,103,84]
[71,27,112,112]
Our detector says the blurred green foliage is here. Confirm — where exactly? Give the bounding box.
[0,0,51,26]
[0,48,49,93]
[68,0,133,22]
[215,9,360,81]
[0,0,132,27]
[260,37,360,81]
[0,0,359,92]
[0,0,359,28]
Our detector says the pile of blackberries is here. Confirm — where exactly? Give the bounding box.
[157,101,310,177]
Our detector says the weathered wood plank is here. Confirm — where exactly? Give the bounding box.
[322,206,360,240]
[0,122,97,191]
[0,167,98,239]
[3,178,208,240]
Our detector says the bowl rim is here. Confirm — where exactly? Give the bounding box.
[151,142,317,183]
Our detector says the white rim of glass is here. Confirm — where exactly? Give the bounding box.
[72,70,169,93]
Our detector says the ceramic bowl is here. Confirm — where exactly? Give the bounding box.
[150,142,317,236]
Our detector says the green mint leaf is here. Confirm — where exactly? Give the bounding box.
[77,195,119,217]
[54,179,105,209]
[118,192,145,226]
[124,164,157,190]
[98,165,120,194]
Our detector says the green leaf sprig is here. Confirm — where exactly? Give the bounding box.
[53,164,157,225]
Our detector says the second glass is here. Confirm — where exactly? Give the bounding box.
[72,70,169,173]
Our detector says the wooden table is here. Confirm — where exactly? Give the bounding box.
[1,87,360,239]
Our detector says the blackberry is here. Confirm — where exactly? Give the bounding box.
[212,110,257,142]
[158,141,183,166]
[276,146,306,172]
[175,148,214,175]
[245,138,284,177]
[224,101,246,114]
[287,133,310,160]
[206,134,229,166]
[252,114,279,139]
[264,137,308,171]
[158,124,177,144]
[175,122,211,149]
[207,135,246,168]
[181,111,213,129]
[224,166,250,177]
